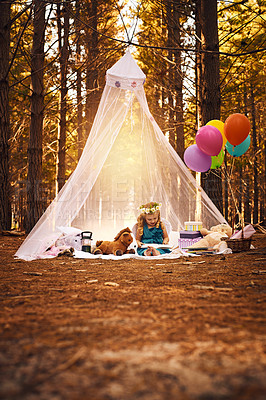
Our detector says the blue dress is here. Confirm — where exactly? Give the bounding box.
[137,223,171,256]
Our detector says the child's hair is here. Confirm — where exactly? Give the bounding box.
[137,202,165,237]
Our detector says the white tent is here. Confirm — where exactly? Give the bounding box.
[15,51,226,260]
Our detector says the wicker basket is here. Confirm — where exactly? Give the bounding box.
[222,214,253,253]
[222,237,252,253]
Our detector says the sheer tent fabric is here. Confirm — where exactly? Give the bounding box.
[15,51,226,261]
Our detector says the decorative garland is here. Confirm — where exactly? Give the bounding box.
[139,202,162,214]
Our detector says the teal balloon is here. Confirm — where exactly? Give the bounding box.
[211,148,224,169]
[226,135,250,157]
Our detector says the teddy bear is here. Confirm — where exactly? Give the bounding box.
[200,223,232,238]
[94,227,135,256]
[188,223,232,252]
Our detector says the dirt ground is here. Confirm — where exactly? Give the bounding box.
[0,233,266,400]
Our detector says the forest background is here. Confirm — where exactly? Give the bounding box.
[0,0,265,233]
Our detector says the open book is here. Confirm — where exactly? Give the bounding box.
[140,243,172,249]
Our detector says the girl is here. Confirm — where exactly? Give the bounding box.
[136,202,171,256]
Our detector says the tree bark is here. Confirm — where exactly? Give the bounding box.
[195,0,202,129]
[250,82,258,224]
[25,0,45,233]
[85,0,98,137]
[167,1,175,150]
[244,164,251,223]
[57,0,70,192]
[166,0,184,158]
[172,1,184,158]
[198,0,223,214]
[199,0,220,122]
[0,1,11,230]
[75,0,83,159]
[238,163,242,216]
[263,133,266,224]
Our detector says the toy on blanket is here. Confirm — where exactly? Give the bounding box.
[94,227,135,256]
[188,223,232,252]
[200,223,232,237]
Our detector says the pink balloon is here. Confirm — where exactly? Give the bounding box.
[184,144,212,172]
[196,125,223,156]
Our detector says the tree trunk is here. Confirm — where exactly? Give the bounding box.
[238,164,242,216]
[244,164,251,223]
[75,0,83,159]
[85,0,98,137]
[172,1,184,158]
[57,0,70,192]
[166,0,184,157]
[0,2,11,230]
[263,134,266,224]
[195,0,202,129]
[25,0,45,233]
[250,82,258,224]
[167,1,175,150]
[199,0,220,122]
[198,0,223,214]
[243,84,250,223]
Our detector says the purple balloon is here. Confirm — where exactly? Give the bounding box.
[184,144,212,172]
[196,125,223,156]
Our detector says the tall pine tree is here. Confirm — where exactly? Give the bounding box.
[25,0,46,232]
[0,1,11,230]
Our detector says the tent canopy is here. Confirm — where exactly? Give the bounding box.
[15,51,226,260]
[106,50,146,89]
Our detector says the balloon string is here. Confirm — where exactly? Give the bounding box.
[210,158,242,228]
[229,157,235,180]
[224,157,243,228]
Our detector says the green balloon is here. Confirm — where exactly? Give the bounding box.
[211,148,224,169]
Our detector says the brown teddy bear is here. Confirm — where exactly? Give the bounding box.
[94,227,134,256]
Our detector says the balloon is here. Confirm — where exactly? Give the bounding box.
[196,125,223,156]
[206,119,227,147]
[224,113,250,146]
[211,148,224,169]
[184,144,212,172]
[226,134,251,157]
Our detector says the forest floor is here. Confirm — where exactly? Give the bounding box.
[0,233,266,400]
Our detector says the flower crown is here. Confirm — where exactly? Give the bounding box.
[139,202,162,214]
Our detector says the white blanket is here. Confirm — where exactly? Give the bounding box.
[74,248,187,260]
[74,246,232,260]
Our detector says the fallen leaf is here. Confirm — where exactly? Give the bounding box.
[104,282,119,287]
[193,285,214,290]
[23,272,42,276]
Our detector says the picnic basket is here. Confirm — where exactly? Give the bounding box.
[223,236,252,253]
[222,217,252,253]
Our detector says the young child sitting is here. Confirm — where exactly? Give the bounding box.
[135,202,171,256]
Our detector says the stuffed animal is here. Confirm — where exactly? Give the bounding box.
[94,227,135,256]
[200,223,232,238]
[188,223,232,252]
